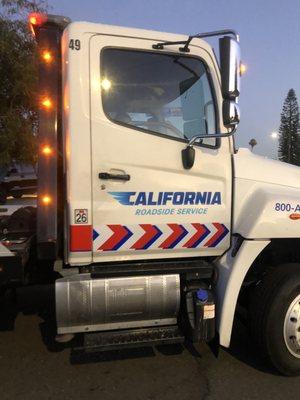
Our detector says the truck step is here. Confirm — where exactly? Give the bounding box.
[74,325,185,353]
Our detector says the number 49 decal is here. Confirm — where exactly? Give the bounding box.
[74,209,88,224]
[69,39,81,50]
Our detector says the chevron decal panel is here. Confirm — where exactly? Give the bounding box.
[93,223,229,252]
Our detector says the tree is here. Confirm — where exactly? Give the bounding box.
[249,138,257,152]
[278,89,300,166]
[0,0,48,171]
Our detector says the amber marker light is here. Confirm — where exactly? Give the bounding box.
[41,145,53,156]
[28,13,48,35]
[41,50,53,63]
[289,214,300,220]
[29,15,37,25]
[41,97,53,110]
[41,195,51,205]
[28,13,48,26]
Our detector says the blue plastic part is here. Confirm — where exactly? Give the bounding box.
[196,288,208,302]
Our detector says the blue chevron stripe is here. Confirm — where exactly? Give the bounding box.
[191,225,211,248]
[210,224,229,248]
[168,225,189,249]
[143,226,163,249]
[112,226,133,250]
[93,229,99,241]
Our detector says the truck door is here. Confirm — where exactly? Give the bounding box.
[90,35,232,263]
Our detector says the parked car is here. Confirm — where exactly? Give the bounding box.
[0,163,37,204]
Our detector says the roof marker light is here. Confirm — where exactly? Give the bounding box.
[28,13,48,26]
[28,13,48,36]
[29,15,37,25]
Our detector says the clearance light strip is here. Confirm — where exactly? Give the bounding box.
[28,13,70,260]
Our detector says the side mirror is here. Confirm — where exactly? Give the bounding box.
[219,36,241,128]
[182,146,195,170]
[182,34,241,170]
[219,36,241,100]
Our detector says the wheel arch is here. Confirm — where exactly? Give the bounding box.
[216,237,300,348]
[216,237,270,347]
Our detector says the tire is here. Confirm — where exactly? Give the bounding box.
[249,263,300,376]
[0,185,7,204]
[12,193,22,199]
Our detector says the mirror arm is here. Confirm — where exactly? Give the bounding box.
[187,127,237,147]
[182,127,237,170]
[195,29,239,43]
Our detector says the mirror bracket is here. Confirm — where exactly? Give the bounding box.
[222,100,241,127]
[182,127,237,170]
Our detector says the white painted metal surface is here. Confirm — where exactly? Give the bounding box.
[234,148,300,239]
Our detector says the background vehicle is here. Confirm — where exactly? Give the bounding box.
[0,13,300,376]
[0,162,37,204]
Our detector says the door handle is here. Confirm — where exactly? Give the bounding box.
[99,172,131,181]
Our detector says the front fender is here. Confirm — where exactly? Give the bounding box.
[216,238,270,347]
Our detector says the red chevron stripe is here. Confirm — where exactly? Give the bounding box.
[99,225,129,251]
[159,224,184,249]
[131,224,158,250]
[204,223,226,247]
[183,223,207,248]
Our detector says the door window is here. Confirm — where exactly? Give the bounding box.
[100,49,217,146]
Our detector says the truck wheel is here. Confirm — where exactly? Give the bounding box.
[0,186,7,204]
[249,263,300,376]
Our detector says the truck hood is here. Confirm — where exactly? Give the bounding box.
[234,148,300,189]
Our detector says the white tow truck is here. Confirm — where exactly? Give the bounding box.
[1,13,300,376]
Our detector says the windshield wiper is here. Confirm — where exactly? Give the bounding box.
[153,39,190,52]
[152,29,239,53]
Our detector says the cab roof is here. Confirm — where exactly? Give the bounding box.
[65,21,215,55]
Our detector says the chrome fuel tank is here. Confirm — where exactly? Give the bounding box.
[56,273,180,334]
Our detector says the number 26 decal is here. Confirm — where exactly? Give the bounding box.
[74,209,88,224]
[69,39,81,50]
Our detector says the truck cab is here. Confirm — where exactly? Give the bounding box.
[1,13,300,376]
[63,23,236,265]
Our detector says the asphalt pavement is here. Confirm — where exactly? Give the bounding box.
[1,284,300,400]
